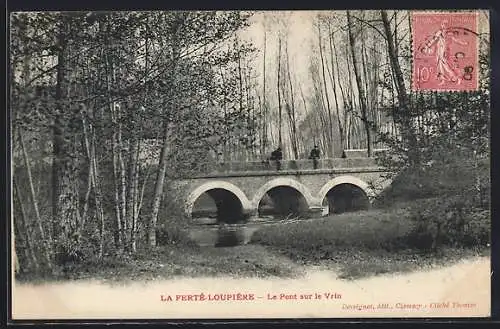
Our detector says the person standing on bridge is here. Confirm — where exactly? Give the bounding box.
[270,146,283,171]
[309,145,320,169]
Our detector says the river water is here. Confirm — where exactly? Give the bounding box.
[187,217,311,247]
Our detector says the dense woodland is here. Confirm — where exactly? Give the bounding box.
[10,11,490,276]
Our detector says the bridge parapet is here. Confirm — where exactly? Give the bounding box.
[199,157,380,175]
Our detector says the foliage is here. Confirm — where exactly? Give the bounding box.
[406,197,490,251]
[11,11,254,275]
[154,183,196,247]
[372,21,490,252]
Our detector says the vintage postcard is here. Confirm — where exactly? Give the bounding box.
[9,9,491,320]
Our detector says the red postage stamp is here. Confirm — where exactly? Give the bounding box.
[412,11,478,91]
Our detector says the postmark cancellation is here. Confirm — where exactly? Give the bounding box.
[412,11,479,92]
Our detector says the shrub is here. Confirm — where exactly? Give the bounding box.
[374,147,490,209]
[155,222,197,247]
[460,209,490,247]
[155,199,197,248]
[405,196,491,250]
[152,180,200,248]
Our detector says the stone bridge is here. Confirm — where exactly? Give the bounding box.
[170,156,392,224]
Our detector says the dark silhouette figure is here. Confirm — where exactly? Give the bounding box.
[309,145,320,169]
[270,147,283,171]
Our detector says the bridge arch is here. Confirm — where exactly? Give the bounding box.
[317,175,372,201]
[251,178,315,210]
[185,181,252,219]
[318,175,372,214]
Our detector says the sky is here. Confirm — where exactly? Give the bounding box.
[238,11,324,100]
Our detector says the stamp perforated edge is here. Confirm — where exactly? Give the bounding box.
[410,10,480,93]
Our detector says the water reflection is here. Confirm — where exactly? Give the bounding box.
[187,221,263,248]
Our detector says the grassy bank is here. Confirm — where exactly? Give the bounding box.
[249,200,490,279]
[251,207,414,252]
[15,243,303,284]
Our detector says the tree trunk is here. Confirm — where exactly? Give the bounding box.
[18,117,52,270]
[126,103,140,252]
[15,36,48,272]
[262,29,267,157]
[13,176,39,273]
[131,137,142,253]
[110,109,123,250]
[277,36,283,148]
[101,17,123,251]
[90,131,105,258]
[285,41,298,159]
[148,122,170,247]
[126,137,139,252]
[360,29,377,148]
[237,44,245,160]
[82,119,106,258]
[343,36,355,149]
[347,11,372,157]
[52,17,80,267]
[148,24,181,247]
[219,65,229,162]
[317,22,334,157]
[381,10,418,163]
[117,105,128,249]
[328,26,345,154]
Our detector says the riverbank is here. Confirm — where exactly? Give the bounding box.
[15,242,489,284]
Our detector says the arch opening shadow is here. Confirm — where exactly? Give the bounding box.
[258,186,309,220]
[192,188,245,224]
[322,183,370,214]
